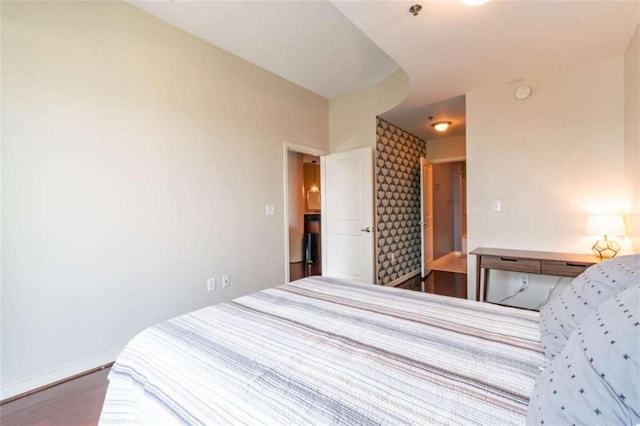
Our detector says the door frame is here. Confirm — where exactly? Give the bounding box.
[282,142,328,283]
[424,156,468,269]
[429,156,465,164]
[420,157,434,279]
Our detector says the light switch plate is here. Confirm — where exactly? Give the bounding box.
[207,278,216,292]
[265,204,275,216]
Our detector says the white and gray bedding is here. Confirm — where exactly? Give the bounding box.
[100,276,547,425]
[539,254,640,359]
[531,254,640,425]
[529,284,640,425]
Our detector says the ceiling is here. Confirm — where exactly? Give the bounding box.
[130,0,639,142]
[129,0,399,99]
[334,0,639,141]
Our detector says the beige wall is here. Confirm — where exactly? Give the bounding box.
[426,136,466,162]
[329,68,408,153]
[1,1,328,398]
[624,24,640,252]
[466,56,627,305]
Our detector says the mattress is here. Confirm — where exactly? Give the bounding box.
[99,276,547,425]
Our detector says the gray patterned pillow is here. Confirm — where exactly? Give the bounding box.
[539,254,640,359]
[527,285,640,426]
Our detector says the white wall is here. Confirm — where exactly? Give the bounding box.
[1,1,328,398]
[426,136,466,162]
[466,56,628,306]
[624,24,640,252]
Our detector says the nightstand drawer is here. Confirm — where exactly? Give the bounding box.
[481,256,541,273]
[541,260,592,277]
[471,247,602,303]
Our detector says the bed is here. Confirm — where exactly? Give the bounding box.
[99,276,548,425]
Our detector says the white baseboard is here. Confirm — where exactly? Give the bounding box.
[0,348,122,401]
[384,269,421,287]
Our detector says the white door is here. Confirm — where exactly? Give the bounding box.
[322,147,375,283]
[420,157,434,277]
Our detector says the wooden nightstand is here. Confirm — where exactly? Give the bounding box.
[470,247,601,302]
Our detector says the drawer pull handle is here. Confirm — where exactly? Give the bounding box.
[566,262,586,267]
[500,257,518,262]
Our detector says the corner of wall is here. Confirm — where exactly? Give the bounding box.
[2,1,329,396]
[466,55,628,301]
[329,67,409,154]
[375,118,425,284]
[375,68,409,115]
[624,24,640,252]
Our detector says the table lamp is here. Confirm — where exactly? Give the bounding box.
[587,214,626,258]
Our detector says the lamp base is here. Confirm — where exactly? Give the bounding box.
[591,238,621,258]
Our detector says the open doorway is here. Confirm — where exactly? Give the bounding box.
[432,161,467,271]
[283,143,326,282]
[420,159,467,298]
[422,160,467,298]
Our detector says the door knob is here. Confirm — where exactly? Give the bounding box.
[360,227,375,233]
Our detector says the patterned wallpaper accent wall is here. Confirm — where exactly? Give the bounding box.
[376,118,426,285]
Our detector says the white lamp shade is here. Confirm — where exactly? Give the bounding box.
[587,214,626,237]
[461,0,490,5]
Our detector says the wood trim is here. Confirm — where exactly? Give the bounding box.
[469,247,600,264]
[0,362,114,405]
[428,156,466,164]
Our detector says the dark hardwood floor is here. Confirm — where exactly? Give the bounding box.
[0,367,110,426]
[396,271,468,299]
[289,261,321,281]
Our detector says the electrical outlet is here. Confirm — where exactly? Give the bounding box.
[207,278,216,292]
[222,275,230,288]
[519,274,529,289]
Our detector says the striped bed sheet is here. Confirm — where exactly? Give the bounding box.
[99,276,547,425]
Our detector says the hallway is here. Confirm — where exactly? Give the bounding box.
[433,252,467,274]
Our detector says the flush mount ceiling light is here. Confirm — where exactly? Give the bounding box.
[431,121,452,132]
[461,0,490,5]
